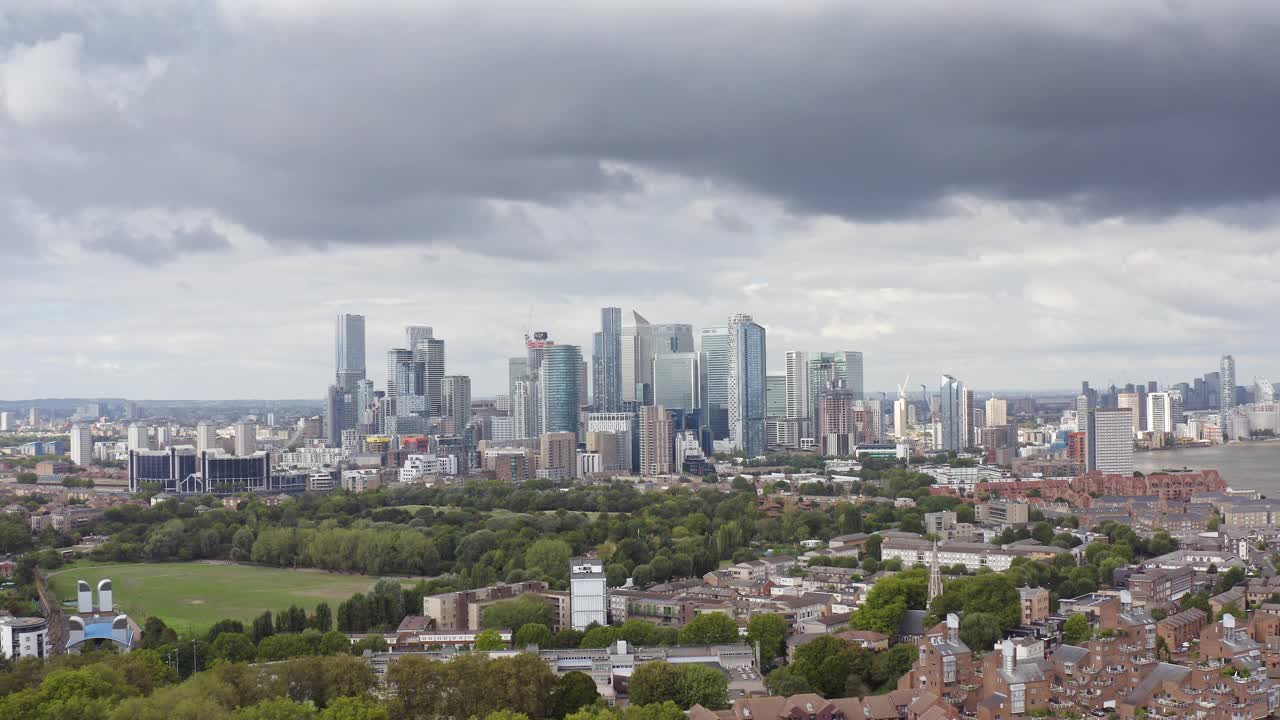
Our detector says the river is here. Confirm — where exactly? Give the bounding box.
[1134,441,1280,496]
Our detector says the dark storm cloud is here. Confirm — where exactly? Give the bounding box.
[7,2,1280,257]
[83,222,232,265]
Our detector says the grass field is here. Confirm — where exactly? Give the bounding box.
[47,562,396,632]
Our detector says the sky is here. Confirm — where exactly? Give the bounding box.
[3,1,1280,399]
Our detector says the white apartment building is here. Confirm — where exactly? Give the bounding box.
[399,454,458,482]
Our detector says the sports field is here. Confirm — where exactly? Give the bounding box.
[47,562,395,632]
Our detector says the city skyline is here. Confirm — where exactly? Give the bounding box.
[6,3,1280,399]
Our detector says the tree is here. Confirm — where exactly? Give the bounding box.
[525,539,574,587]
[746,614,788,666]
[475,629,505,651]
[789,635,869,697]
[959,612,1003,652]
[1062,614,1092,646]
[483,596,555,630]
[234,697,319,720]
[212,632,258,663]
[629,662,682,706]
[514,623,553,649]
[312,603,334,632]
[553,671,602,717]
[207,619,247,644]
[763,666,813,696]
[142,616,178,649]
[252,611,275,643]
[319,697,390,720]
[679,613,739,645]
[673,664,728,710]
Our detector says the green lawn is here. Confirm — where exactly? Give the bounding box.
[47,562,395,632]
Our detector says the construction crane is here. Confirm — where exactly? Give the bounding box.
[896,373,911,399]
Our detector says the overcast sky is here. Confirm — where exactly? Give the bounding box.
[3,1,1280,400]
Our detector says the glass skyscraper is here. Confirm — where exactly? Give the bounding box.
[727,314,766,456]
[540,345,583,436]
[593,307,623,412]
[939,374,967,452]
[335,314,366,392]
[653,352,700,411]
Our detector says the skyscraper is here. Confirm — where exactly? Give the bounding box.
[699,327,731,439]
[766,374,786,417]
[1117,392,1141,435]
[652,323,695,354]
[508,358,529,407]
[653,353,701,411]
[69,424,92,467]
[234,421,257,455]
[195,422,217,455]
[1221,355,1237,435]
[386,348,418,398]
[540,345,583,436]
[621,311,653,404]
[405,325,434,351]
[639,405,674,475]
[1087,408,1134,474]
[335,314,366,392]
[727,313,767,456]
[325,385,354,447]
[938,375,968,452]
[127,423,149,452]
[1147,392,1172,434]
[443,375,472,432]
[784,351,810,447]
[592,307,623,412]
[806,352,864,421]
[414,337,446,415]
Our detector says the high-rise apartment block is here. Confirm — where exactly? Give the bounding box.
[69,424,93,467]
[540,345,582,436]
[570,557,607,631]
[334,314,366,392]
[727,314,766,456]
[938,375,968,452]
[1087,407,1134,475]
[639,405,674,476]
[984,397,1007,427]
[593,307,623,412]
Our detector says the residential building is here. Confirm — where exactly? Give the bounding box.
[195,422,216,455]
[984,397,1008,427]
[69,424,92,467]
[1221,354,1236,417]
[938,375,967,452]
[727,313,767,456]
[570,557,607,630]
[639,406,674,476]
[422,581,549,631]
[0,617,49,660]
[414,337,447,415]
[975,499,1030,525]
[335,313,366,392]
[127,423,149,452]
[234,421,257,456]
[699,327,732,439]
[442,375,472,430]
[1117,392,1142,434]
[1147,392,1173,433]
[1019,586,1050,624]
[1087,407,1134,475]
[539,432,577,480]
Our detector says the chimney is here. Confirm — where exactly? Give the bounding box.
[1002,638,1016,673]
[946,613,960,643]
[77,580,93,613]
[97,579,113,613]
[1119,590,1132,610]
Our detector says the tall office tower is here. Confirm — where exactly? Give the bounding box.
[1169,388,1185,426]
[579,359,590,409]
[508,357,529,404]
[1116,392,1141,434]
[653,353,702,411]
[727,313,767,456]
[0,412,10,432]
[405,325,434,351]
[234,421,257,455]
[1204,371,1221,409]
[127,423,149,451]
[335,314,366,392]
[1255,379,1276,404]
[442,375,472,430]
[512,380,536,439]
[784,351,810,446]
[963,388,976,446]
[766,374,786,416]
[639,405,674,475]
[324,385,354,447]
[1087,407,1134,474]
[540,345,583,436]
[1074,394,1090,417]
[592,307,623,412]
[984,397,1008,427]
[413,337,446,415]
[1147,381,1158,394]
[69,424,92,467]
[28,408,40,427]
[195,422,217,455]
[621,311,653,404]
[938,375,968,452]
[570,557,607,630]
[699,327,731,439]
[652,323,695,354]
[1146,392,1173,434]
[806,352,864,420]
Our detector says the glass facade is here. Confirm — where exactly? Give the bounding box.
[652,352,700,411]
[540,345,583,436]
